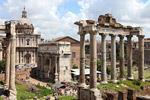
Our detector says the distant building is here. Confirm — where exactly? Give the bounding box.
[52,36,80,68]
[37,41,71,82]
[3,8,41,67]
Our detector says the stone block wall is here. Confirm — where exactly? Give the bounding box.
[78,86,102,100]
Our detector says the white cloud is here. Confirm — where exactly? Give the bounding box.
[0,0,81,39]
[77,0,150,37]
[0,0,150,40]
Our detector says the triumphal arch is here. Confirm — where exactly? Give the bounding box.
[0,21,16,99]
[75,14,144,100]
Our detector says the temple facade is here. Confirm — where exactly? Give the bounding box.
[75,14,145,100]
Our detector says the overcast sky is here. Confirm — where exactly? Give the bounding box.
[0,0,150,40]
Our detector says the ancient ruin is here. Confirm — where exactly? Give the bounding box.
[75,13,145,100]
[0,21,16,99]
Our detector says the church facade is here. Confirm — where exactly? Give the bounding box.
[3,8,41,67]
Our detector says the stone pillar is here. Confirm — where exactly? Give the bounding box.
[138,35,144,81]
[119,35,125,80]
[40,54,44,79]
[100,34,107,83]
[79,34,86,86]
[5,39,10,88]
[110,34,117,83]
[127,35,133,80]
[0,42,2,61]
[54,56,58,83]
[90,33,97,89]
[9,22,16,99]
[49,57,51,75]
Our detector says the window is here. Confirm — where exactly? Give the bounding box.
[26,39,30,45]
[22,38,23,44]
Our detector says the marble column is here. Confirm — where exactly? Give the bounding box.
[127,35,133,80]
[119,35,125,80]
[110,34,117,83]
[138,35,144,81]
[9,22,17,100]
[79,34,85,86]
[90,33,97,89]
[9,35,16,92]
[54,56,58,83]
[5,39,10,88]
[100,34,107,83]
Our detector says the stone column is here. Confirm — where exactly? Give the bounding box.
[40,54,44,79]
[5,39,10,88]
[79,34,86,86]
[54,56,58,83]
[127,35,133,80]
[119,35,125,80]
[138,35,144,81]
[9,22,16,99]
[100,34,107,83]
[90,33,97,89]
[110,34,117,83]
[0,42,2,61]
[49,57,51,76]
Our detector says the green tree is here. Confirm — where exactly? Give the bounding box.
[0,60,5,73]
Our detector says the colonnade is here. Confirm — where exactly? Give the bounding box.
[76,20,145,90]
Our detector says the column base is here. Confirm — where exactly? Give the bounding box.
[111,79,118,83]
[90,88,102,100]
[101,81,108,84]
[9,89,16,100]
[127,76,134,80]
[120,78,126,81]
[138,78,145,82]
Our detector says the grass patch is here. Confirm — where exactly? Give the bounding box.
[16,83,53,100]
[35,84,54,97]
[17,83,36,100]
[97,80,150,92]
[97,82,124,92]
[59,95,76,100]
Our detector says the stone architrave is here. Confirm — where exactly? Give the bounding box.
[110,34,117,83]
[100,34,107,83]
[138,35,145,81]
[90,33,97,89]
[79,33,86,86]
[126,35,133,80]
[119,35,125,80]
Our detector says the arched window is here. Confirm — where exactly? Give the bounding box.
[26,39,30,45]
